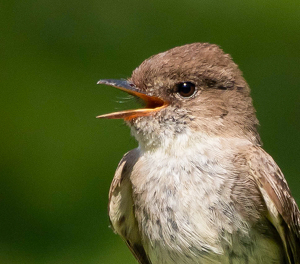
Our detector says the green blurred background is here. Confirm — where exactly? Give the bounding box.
[1,0,299,263]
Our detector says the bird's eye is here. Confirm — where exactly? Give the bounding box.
[176,82,196,98]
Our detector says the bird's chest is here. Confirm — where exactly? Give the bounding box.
[130,149,282,264]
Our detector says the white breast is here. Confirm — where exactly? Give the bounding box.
[130,134,283,263]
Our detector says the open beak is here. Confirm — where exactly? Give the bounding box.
[96,79,168,120]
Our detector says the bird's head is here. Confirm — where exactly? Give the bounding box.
[98,43,260,150]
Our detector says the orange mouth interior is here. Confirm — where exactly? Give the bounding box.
[97,88,168,120]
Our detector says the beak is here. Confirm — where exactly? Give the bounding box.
[96,79,168,120]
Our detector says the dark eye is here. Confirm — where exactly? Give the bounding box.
[176,82,196,97]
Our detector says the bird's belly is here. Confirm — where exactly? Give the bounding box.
[136,194,284,264]
[132,172,284,264]
[131,150,285,263]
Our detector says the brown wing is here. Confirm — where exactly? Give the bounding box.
[108,149,152,264]
[249,147,300,263]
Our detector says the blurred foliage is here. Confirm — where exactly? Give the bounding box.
[0,0,299,263]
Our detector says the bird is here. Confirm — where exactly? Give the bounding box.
[97,43,300,264]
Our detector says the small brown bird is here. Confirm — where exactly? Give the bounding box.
[97,43,300,264]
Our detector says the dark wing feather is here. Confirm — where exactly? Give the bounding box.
[108,149,152,264]
[249,147,300,263]
[125,240,152,264]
